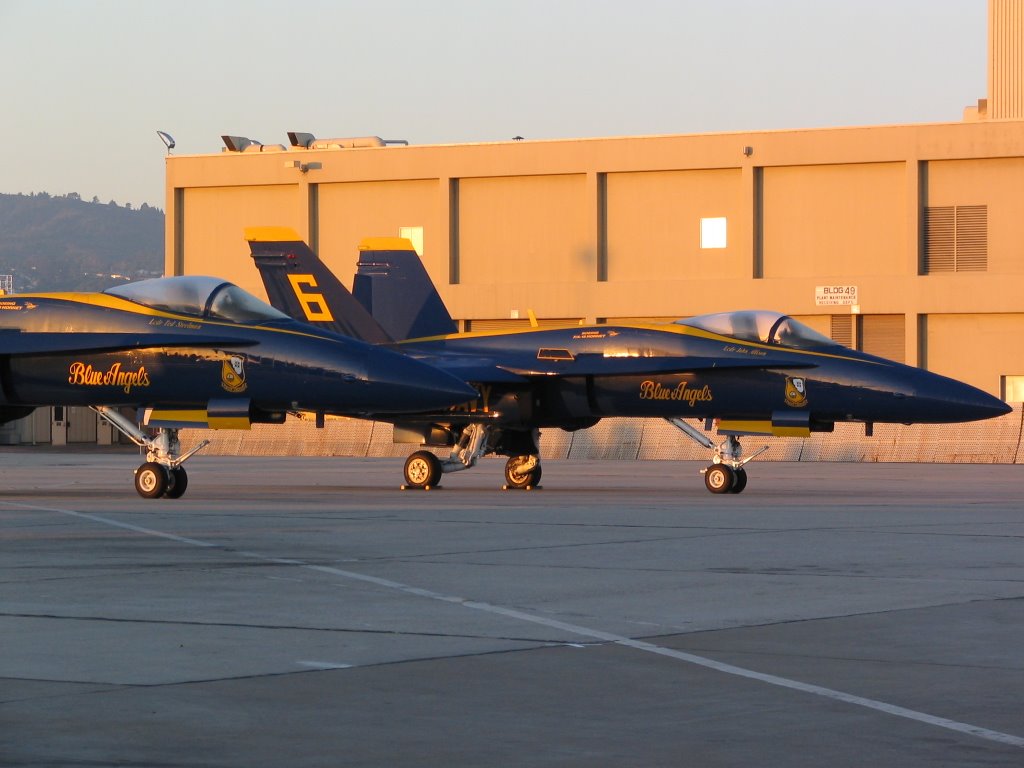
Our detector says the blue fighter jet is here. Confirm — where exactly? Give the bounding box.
[0,275,476,498]
[248,228,1010,494]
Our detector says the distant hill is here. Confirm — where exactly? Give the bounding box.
[0,192,164,292]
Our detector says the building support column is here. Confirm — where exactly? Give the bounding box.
[740,162,763,279]
[586,171,607,283]
[905,159,924,366]
[168,188,184,276]
[441,177,460,285]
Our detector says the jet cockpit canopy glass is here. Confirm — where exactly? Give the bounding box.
[675,310,836,349]
[105,276,291,324]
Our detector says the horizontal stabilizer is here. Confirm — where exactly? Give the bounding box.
[425,356,529,383]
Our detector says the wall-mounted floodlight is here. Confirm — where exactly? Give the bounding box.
[283,160,322,173]
[157,130,175,154]
[742,146,754,157]
[221,135,261,152]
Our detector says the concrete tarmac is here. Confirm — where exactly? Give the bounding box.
[1,452,1022,767]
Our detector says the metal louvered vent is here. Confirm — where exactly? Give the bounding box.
[955,205,988,270]
[924,205,987,273]
[859,314,906,364]
[830,315,853,347]
[924,206,955,272]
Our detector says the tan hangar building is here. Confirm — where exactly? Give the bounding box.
[161,1,1022,402]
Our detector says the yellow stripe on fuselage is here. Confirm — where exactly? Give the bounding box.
[717,420,811,438]
[8,292,341,344]
[143,408,252,430]
[144,409,208,424]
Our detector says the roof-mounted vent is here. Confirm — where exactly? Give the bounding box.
[287,131,316,148]
[222,135,259,152]
[287,131,410,149]
[221,136,286,152]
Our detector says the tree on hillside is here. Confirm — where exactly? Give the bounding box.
[0,192,164,291]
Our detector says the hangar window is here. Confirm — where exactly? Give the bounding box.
[1001,376,1024,402]
[700,217,727,249]
[924,205,987,273]
[399,226,424,255]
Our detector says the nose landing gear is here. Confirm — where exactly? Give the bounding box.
[666,418,765,494]
[92,406,209,499]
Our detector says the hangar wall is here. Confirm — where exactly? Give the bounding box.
[180,406,1024,465]
[165,119,1024,398]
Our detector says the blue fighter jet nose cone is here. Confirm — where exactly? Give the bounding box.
[913,373,1013,423]
[366,353,476,412]
[957,387,1013,421]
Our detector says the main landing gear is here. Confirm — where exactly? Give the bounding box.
[666,418,767,494]
[503,454,542,489]
[91,406,210,499]
[401,424,542,490]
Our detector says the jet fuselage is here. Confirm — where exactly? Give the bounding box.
[396,320,1009,432]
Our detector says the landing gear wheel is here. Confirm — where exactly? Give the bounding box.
[504,455,542,489]
[164,467,189,499]
[404,450,442,489]
[728,467,747,494]
[135,462,168,499]
[704,464,735,494]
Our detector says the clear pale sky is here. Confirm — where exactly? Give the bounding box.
[0,0,986,209]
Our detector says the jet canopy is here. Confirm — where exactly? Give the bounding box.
[106,276,291,324]
[675,310,836,349]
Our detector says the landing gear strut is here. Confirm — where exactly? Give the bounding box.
[92,407,209,499]
[402,423,492,489]
[666,418,765,494]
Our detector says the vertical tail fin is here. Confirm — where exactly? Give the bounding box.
[354,238,457,341]
[246,227,393,344]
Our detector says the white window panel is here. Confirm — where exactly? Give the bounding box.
[700,217,727,249]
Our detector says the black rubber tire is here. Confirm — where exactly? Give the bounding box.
[404,450,442,489]
[704,464,735,494]
[164,467,188,499]
[504,455,542,488]
[135,462,168,499]
[728,467,747,494]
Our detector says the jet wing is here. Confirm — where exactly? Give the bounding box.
[0,330,258,357]
[498,353,818,378]
[423,356,529,383]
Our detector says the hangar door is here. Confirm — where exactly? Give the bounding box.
[859,315,905,364]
